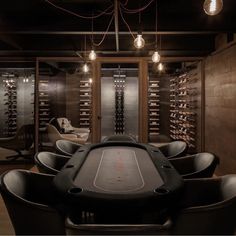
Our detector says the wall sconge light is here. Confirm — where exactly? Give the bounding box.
[158,62,164,71]
[89,78,93,83]
[134,34,145,49]
[89,50,97,61]
[203,0,223,16]
[82,63,89,73]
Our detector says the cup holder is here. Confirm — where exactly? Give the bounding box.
[154,188,169,194]
[65,164,74,168]
[162,165,172,169]
[68,187,83,194]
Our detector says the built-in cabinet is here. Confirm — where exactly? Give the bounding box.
[148,77,160,141]
[39,79,50,128]
[0,70,34,138]
[79,77,92,129]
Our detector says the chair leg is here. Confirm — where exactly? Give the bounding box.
[6,150,22,160]
[6,150,32,160]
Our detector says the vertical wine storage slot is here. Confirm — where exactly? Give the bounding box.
[3,74,17,137]
[148,77,160,140]
[169,64,199,152]
[114,73,126,134]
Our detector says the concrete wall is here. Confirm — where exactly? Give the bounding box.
[205,43,236,175]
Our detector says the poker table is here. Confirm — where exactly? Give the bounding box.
[53,142,183,214]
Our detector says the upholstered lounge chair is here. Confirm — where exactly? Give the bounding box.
[55,139,83,156]
[34,151,70,175]
[0,169,66,235]
[170,175,236,235]
[158,141,188,159]
[169,152,219,178]
[46,123,87,146]
[57,117,90,140]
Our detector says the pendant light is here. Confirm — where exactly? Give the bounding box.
[88,13,97,61]
[134,34,145,49]
[158,62,164,71]
[203,0,223,16]
[89,49,96,61]
[134,10,145,49]
[82,63,89,73]
[152,0,160,63]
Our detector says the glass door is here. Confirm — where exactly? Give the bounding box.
[100,63,139,142]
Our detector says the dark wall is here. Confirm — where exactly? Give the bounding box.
[205,44,236,175]
[66,73,80,127]
[42,72,66,119]
[159,74,171,140]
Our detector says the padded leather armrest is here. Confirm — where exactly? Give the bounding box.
[66,217,172,234]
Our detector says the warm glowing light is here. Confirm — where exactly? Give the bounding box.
[88,50,97,61]
[89,78,93,84]
[83,63,89,73]
[203,0,223,16]
[158,62,164,71]
[152,51,161,63]
[134,34,145,49]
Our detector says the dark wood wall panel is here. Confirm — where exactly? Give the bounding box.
[205,44,236,175]
[66,73,80,127]
[48,72,66,119]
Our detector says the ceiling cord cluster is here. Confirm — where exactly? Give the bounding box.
[45,0,224,72]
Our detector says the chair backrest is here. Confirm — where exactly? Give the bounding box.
[56,139,82,156]
[14,124,34,150]
[170,152,219,178]
[159,141,187,159]
[0,169,66,235]
[34,151,69,175]
[170,175,236,235]
[46,123,62,144]
[102,135,137,143]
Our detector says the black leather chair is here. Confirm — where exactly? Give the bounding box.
[102,135,137,143]
[158,141,187,159]
[169,153,219,178]
[0,124,34,160]
[170,175,236,235]
[0,169,66,235]
[34,151,70,175]
[55,139,83,156]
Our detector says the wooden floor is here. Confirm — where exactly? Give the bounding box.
[0,165,37,235]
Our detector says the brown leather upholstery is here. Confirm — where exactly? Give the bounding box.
[170,152,219,178]
[0,169,66,235]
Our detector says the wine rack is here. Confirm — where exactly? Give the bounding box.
[114,74,125,134]
[169,69,199,150]
[148,77,160,139]
[79,77,92,129]
[3,74,17,137]
[39,79,50,128]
